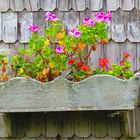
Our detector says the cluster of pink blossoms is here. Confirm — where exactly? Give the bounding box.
[69,28,81,38]
[45,12,59,21]
[83,18,96,26]
[55,46,64,54]
[28,24,39,32]
[94,11,112,22]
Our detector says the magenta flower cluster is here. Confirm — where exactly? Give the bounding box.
[94,11,112,22]
[45,12,59,21]
[83,18,96,26]
[28,24,39,32]
[69,28,81,38]
[55,46,64,54]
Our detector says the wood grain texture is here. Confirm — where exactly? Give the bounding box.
[46,112,59,137]
[108,115,122,137]
[127,9,140,42]
[0,0,9,12]
[72,0,86,11]
[95,112,108,137]
[2,11,17,43]
[106,41,121,65]
[135,0,140,10]
[57,0,71,11]
[75,111,91,137]
[120,41,137,71]
[0,13,1,41]
[25,113,43,137]
[18,11,33,43]
[33,10,45,36]
[111,10,126,42]
[41,0,56,11]
[120,0,135,10]
[24,0,40,11]
[58,112,74,137]
[10,0,24,11]
[0,74,139,112]
[87,0,102,11]
[107,0,120,11]
[64,10,79,30]
[123,110,137,137]
[0,113,12,137]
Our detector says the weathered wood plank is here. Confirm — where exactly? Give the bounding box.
[0,13,1,41]
[135,0,140,10]
[69,135,84,140]
[111,10,126,42]
[46,112,59,137]
[25,113,43,137]
[120,0,135,10]
[33,10,45,36]
[10,0,24,11]
[106,41,121,66]
[91,112,95,135]
[57,0,71,11]
[24,0,40,11]
[2,11,17,43]
[10,113,25,137]
[108,114,122,137]
[127,9,140,42]
[107,0,120,11]
[18,11,33,43]
[0,0,9,12]
[72,0,86,11]
[0,113,12,137]
[89,43,101,68]
[84,135,99,140]
[87,0,102,11]
[0,74,139,112]
[95,112,108,137]
[41,0,56,11]
[120,41,137,71]
[123,110,137,137]
[64,10,79,30]
[137,43,140,71]
[75,111,91,137]
[58,112,74,137]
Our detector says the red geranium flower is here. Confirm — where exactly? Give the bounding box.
[77,62,83,68]
[120,59,125,65]
[123,52,130,59]
[81,65,89,71]
[99,58,109,68]
[68,59,76,65]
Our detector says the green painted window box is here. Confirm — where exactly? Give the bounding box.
[0,74,139,112]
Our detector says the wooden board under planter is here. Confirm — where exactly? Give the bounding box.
[0,74,139,112]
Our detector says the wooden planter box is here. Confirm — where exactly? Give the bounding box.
[0,74,139,112]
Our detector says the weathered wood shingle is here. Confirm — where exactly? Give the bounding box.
[41,0,56,11]
[111,10,127,42]
[10,0,24,11]
[72,0,86,11]
[127,9,140,42]
[0,0,9,12]
[18,11,33,43]
[2,11,17,43]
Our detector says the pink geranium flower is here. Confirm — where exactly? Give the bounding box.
[45,12,59,21]
[83,17,96,26]
[94,11,112,23]
[69,28,81,38]
[55,46,64,54]
[28,24,39,32]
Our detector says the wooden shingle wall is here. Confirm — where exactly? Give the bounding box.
[0,0,140,140]
[0,110,140,140]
